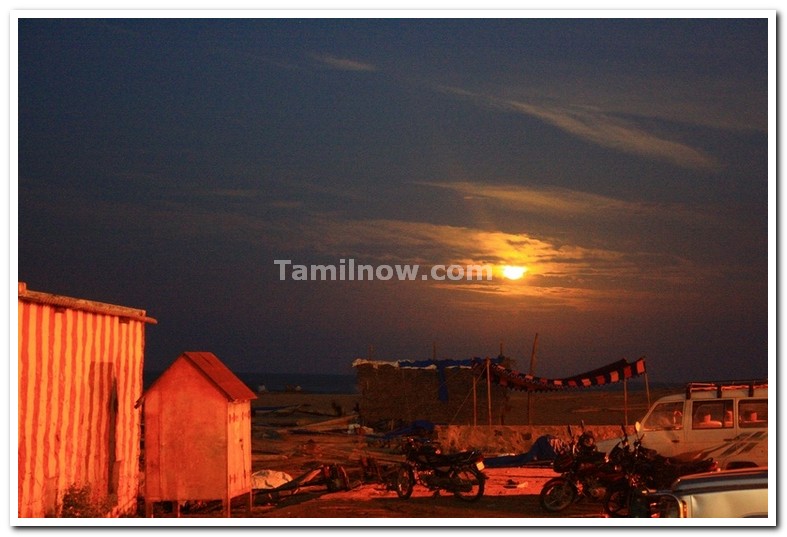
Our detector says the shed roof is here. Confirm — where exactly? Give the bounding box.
[18,281,157,324]
[137,352,257,406]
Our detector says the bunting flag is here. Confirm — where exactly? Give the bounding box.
[475,357,647,392]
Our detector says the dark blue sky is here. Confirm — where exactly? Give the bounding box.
[16,17,771,381]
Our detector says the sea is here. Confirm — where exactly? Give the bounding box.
[142,368,680,397]
[143,369,358,394]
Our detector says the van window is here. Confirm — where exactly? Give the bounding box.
[739,399,768,428]
[691,400,733,429]
[642,401,684,430]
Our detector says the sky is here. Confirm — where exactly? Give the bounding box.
[15,15,772,383]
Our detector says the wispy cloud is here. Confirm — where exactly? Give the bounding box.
[197,188,262,199]
[418,181,722,227]
[507,100,719,171]
[312,54,377,72]
[441,87,719,171]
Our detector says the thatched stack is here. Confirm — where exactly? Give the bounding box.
[353,359,510,428]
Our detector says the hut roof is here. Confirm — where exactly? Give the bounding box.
[181,352,257,401]
[137,352,257,407]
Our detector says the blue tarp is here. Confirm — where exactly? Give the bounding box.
[381,419,436,440]
[484,435,565,468]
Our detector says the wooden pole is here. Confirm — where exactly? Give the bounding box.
[624,378,629,428]
[486,357,493,427]
[644,371,651,408]
[527,333,538,427]
[473,372,478,427]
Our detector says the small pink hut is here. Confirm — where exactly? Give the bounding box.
[137,352,256,517]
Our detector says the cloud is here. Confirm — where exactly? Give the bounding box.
[312,54,377,72]
[197,188,262,199]
[292,216,703,310]
[506,100,719,171]
[418,181,722,227]
[441,86,719,171]
[21,183,708,312]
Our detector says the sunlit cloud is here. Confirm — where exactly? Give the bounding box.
[20,184,710,312]
[312,53,377,72]
[296,216,702,310]
[418,181,724,228]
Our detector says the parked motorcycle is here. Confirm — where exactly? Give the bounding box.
[603,423,718,517]
[539,423,624,513]
[391,436,486,501]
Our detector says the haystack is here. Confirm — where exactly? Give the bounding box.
[353,358,510,428]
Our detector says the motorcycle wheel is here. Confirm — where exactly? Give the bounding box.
[539,478,576,512]
[450,467,485,502]
[603,482,631,517]
[393,465,414,499]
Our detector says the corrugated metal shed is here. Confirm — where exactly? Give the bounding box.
[17,282,156,518]
[138,352,256,517]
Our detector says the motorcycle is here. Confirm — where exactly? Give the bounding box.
[539,423,624,513]
[390,436,487,501]
[603,423,718,517]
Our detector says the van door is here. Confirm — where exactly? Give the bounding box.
[681,399,735,460]
[639,400,686,458]
[724,398,769,469]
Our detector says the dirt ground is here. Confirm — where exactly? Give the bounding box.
[174,424,605,520]
[167,388,665,520]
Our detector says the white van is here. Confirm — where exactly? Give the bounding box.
[630,380,767,470]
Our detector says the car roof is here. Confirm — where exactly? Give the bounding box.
[671,467,768,493]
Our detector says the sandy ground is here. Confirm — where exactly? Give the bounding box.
[163,388,664,520]
[249,466,602,519]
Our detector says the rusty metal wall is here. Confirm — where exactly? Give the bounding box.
[17,300,146,517]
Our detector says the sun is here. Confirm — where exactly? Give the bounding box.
[502,265,527,280]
